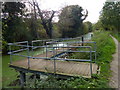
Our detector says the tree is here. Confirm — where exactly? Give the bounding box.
[28,1,55,39]
[83,21,92,33]
[100,1,120,32]
[36,5,55,38]
[2,2,29,54]
[92,21,104,31]
[26,0,41,39]
[2,2,27,42]
[58,5,88,38]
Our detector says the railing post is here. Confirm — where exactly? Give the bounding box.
[67,42,68,51]
[90,47,92,77]
[32,41,34,57]
[95,42,97,62]
[56,42,57,55]
[53,47,56,74]
[43,40,44,54]
[63,42,64,52]
[46,42,47,59]
[19,71,26,87]
[27,42,30,69]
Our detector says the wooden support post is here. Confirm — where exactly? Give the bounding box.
[19,71,26,87]
[90,62,92,77]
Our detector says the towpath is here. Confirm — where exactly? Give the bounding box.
[109,36,119,88]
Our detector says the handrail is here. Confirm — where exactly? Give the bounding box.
[8,39,96,77]
[8,41,28,45]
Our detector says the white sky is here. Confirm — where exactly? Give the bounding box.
[37,0,106,23]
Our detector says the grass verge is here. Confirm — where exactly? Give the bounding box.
[2,48,45,88]
[110,31,120,42]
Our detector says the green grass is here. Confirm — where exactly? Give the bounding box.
[110,31,120,42]
[2,50,28,87]
[25,31,116,88]
[91,31,116,87]
[2,48,45,88]
[2,55,20,88]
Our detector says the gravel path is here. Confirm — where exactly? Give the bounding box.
[109,35,119,88]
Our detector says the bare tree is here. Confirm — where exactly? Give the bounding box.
[28,0,55,38]
[35,2,55,38]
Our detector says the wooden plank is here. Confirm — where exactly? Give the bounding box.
[11,58,98,77]
[83,63,89,75]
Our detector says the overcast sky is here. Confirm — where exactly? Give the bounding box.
[37,0,106,23]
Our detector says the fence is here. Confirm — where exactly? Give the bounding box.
[8,37,96,77]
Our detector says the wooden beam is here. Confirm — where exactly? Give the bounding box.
[19,71,26,87]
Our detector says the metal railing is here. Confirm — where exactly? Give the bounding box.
[8,41,28,64]
[8,38,96,77]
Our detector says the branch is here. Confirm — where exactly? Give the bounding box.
[35,2,45,23]
[49,10,55,22]
[27,1,34,6]
[81,9,88,21]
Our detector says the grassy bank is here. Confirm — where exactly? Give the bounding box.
[110,31,120,42]
[2,50,28,87]
[2,48,45,88]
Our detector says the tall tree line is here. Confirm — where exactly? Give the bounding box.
[2,2,91,54]
[94,1,120,32]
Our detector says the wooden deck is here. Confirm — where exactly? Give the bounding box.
[10,51,98,78]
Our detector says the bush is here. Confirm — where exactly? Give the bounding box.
[2,40,8,54]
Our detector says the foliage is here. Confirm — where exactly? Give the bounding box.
[2,2,29,54]
[110,31,120,42]
[2,2,25,17]
[2,2,26,42]
[34,1,55,38]
[92,20,105,31]
[52,23,61,38]
[83,21,93,34]
[92,31,115,65]
[58,5,88,38]
[2,2,50,54]
[100,1,120,32]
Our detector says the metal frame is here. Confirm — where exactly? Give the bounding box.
[46,41,97,62]
[8,40,96,77]
[8,41,28,64]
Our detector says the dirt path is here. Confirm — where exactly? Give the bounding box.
[109,35,119,88]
